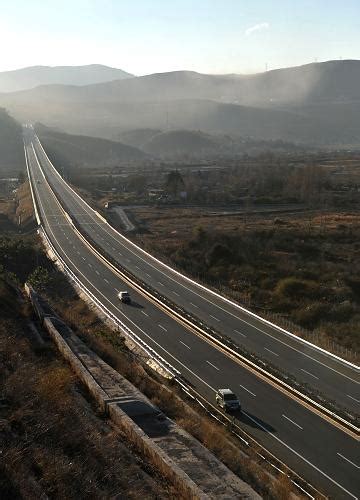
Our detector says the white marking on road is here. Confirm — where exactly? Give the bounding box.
[158,282,165,286]
[264,347,279,357]
[104,279,109,284]
[282,414,303,430]
[234,329,247,338]
[337,453,359,469]
[301,368,319,380]
[88,263,92,268]
[239,384,256,396]
[95,270,100,275]
[206,360,220,371]
[179,340,191,350]
[141,311,149,317]
[158,324,167,332]
[190,302,199,308]
[210,315,220,322]
[172,291,179,296]
[31,136,359,500]
[242,411,357,499]
[347,394,360,404]
[82,257,86,261]
[135,265,140,270]
[112,247,116,251]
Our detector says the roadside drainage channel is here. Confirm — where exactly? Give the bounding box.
[25,283,260,500]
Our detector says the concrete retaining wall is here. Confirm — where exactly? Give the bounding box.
[25,283,260,499]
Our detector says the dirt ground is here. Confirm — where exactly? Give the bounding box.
[127,205,360,357]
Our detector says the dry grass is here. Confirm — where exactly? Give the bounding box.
[0,280,176,499]
[128,206,360,356]
[45,281,305,499]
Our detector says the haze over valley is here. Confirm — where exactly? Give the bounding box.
[1,59,360,147]
[1,2,359,499]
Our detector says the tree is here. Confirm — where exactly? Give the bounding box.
[165,170,185,197]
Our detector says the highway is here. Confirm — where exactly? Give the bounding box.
[31,131,360,416]
[24,128,360,499]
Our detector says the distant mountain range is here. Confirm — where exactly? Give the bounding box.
[1,60,359,146]
[0,64,133,93]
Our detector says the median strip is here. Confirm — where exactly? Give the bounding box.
[29,142,360,438]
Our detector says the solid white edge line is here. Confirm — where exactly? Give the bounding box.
[243,411,357,500]
[28,139,360,436]
[28,138,359,499]
[35,133,358,374]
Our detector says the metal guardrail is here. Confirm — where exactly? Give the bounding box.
[34,133,360,372]
[25,132,350,499]
[30,134,360,433]
[26,164,326,500]
[39,228,180,379]
[70,218,359,435]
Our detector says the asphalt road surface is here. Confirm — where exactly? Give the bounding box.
[24,128,360,499]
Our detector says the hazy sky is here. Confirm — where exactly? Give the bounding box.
[1,0,359,75]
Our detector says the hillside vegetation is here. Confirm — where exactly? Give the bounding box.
[0,109,24,175]
[129,207,360,358]
[0,276,172,499]
[35,124,146,169]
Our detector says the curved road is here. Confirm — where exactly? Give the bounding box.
[24,128,360,499]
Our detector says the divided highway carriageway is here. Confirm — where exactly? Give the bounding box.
[24,127,360,499]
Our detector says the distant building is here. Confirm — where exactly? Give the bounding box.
[148,188,165,199]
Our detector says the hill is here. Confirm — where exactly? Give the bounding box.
[117,128,162,148]
[0,64,133,93]
[35,124,147,168]
[0,109,24,175]
[141,129,220,156]
[1,60,360,146]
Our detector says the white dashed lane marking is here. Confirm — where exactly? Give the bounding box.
[337,453,359,469]
[239,384,256,397]
[206,360,220,371]
[301,368,319,380]
[282,414,303,430]
[347,394,360,404]
[264,347,279,357]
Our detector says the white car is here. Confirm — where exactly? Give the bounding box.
[118,291,131,304]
